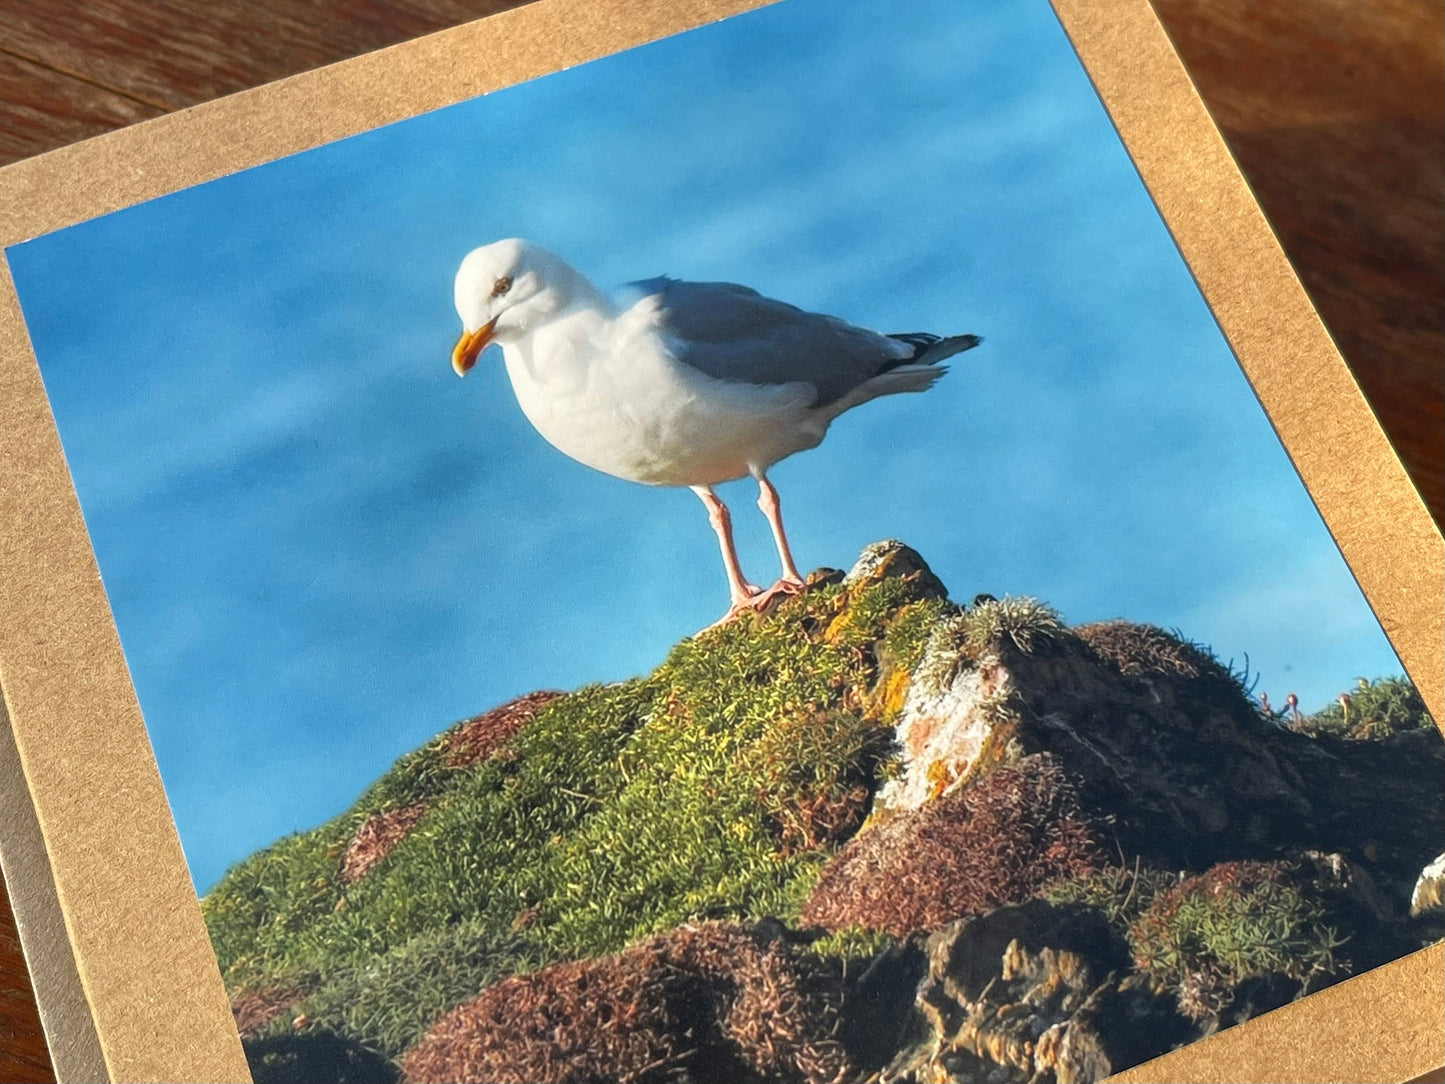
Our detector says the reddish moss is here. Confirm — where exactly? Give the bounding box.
[231,985,307,1038]
[400,922,850,1084]
[444,690,565,768]
[800,755,1102,936]
[1075,621,1228,684]
[768,783,872,854]
[341,803,429,884]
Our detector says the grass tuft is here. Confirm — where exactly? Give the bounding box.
[1044,863,1179,935]
[956,596,1067,656]
[1288,676,1435,740]
[1127,859,1348,1019]
[1075,621,1235,686]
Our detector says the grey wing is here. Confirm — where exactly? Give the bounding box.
[632,277,914,407]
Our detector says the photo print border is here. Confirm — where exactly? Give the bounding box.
[0,0,1439,1079]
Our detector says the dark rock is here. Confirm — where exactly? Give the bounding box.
[843,540,949,600]
[1273,728,1445,900]
[1412,852,1445,916]
[880,610,1445,913]
[244,1032,396,1084]
[839,944,930,1076]
[882,901,1190,1084]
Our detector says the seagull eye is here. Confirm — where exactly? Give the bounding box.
[492,276,512,297]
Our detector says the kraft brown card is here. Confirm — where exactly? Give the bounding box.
[0,0,1440,1081]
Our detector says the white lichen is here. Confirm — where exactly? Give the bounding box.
[1411,852,1445,916]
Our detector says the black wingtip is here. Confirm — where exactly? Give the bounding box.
[893,332,982,365]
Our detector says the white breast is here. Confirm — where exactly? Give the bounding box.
[500,304,822,487]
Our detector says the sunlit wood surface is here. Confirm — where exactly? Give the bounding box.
[0,1,1440,1078]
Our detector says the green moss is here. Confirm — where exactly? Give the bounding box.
[746,709,894,853]
[883,598,955,675]
[206,567,935,1058]
[807,924,897,963]
[1127,860,1347,1019]
[206,679,655,983]
[1290,676,1434,740]
[349,736,456,819]
[203,826,354,987]
[251,923,539,1061]
[1044,864,1177,935]
[1052,859,1358,1021]
[831,573,928,649]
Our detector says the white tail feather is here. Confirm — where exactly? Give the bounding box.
[821,363,948,420]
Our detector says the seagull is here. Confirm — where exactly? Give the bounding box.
[450,238,981,623]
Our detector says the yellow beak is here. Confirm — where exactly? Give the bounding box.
[451,318,498,377]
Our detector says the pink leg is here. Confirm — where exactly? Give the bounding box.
[692,486,762,620]
[753,473,807,603]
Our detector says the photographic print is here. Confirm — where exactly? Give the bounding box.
[4,0,1441,1081]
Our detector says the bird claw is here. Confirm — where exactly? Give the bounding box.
[750,577,806,609]
[706,577,806,630]
[705,586,764,629]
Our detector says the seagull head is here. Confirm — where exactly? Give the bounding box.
[451,238,594,376]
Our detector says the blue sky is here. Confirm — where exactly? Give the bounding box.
[7,0,1402,892]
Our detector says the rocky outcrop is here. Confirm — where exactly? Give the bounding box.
[851,581,1442,1082]
[882,902,1190,1084]
[875,849,1409,1084]
[205,541,1443,1084]
[876,597,1445,904]
[844,539,949,598]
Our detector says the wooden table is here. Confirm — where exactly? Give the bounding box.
[0,1,1441,1079]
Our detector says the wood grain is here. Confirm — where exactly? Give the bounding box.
[0,882,49,1082]
[0,50,160,166]
[0,0,1440,1079]
[0,0,517,111]
[1152,0,1445,529]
